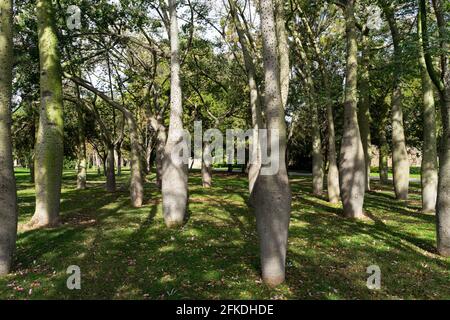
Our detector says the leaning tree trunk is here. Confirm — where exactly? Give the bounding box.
[76,105,87,190]
[339,0,365,219]
[155,122,166,189]
[105,144,116,192]
[359,35,372,192]
[252,0,292,287]
[162,0,188,228]
[0,0,18,275]
[385,5,410,200]
[418,8,438,213]
[30,0,64,227]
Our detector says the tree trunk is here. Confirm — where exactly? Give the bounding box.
[105,145,116,192]
[30,0,64,227]
[379,143,389,185]
[126,114,144,207]
[76,106,87,190]
[384,4,410,200]
[418,8,438,213]
[253,0,292,287]
[0,0,17,275]
[359,34,372,191]
[312,103,324,196]
[162,0,188,228]
[326,103,340,203]
[339,0,365,219]
[116,145,122,176]
[202,142,213,188]
[274,0,289,109]
[155,123,166,190]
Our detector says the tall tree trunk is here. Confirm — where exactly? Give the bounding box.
[275,0,289,109]
[30,0,64,227]
[76,106,87,190]
[312,103,324,196]
[418,9,438,213]
[105,144,116,192]
[339,0,365,219]
[384,3,410,200]
[326,103,340,203]
[162,0,188,228]
[253,0,292,287]
[359,34,372,191]
[125,113,144,207]
[0,0,17,275]
[116,146,122,176]
[419,0,450,256]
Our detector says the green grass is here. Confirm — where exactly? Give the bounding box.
[0,168,449,299]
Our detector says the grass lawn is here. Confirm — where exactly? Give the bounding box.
[0,168,449,299]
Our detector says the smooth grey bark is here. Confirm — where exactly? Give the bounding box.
[383,3,410,200]
[253,0,292,287]
[31,0,64,227]
[127,114,144,207]
[339,0,365,219]
[359,34,372,192]
[162,0,188,228]
[418,8,438,213]
[0,0,18,275]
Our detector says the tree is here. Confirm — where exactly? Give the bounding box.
[339,0,366,218]
[380,0,410,200]
[0,0,18,275]
[252,0,292,287]
[162,0,189,228]
[417,4,437,213]
[30,0,64,227]
[419,0,450,256]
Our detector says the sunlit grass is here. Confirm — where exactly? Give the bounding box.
[0,168,448,299]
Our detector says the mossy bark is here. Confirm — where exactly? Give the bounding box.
[31,0,64,227]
